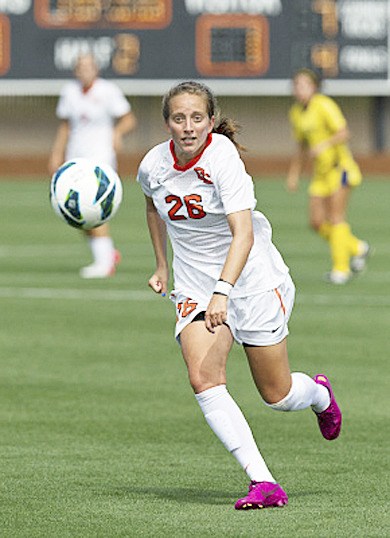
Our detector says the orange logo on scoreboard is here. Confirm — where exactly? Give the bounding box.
[34,0,172,30]
[196,14,270,77]
[0,15,10,76]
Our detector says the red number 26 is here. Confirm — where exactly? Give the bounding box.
[165,194,206,220]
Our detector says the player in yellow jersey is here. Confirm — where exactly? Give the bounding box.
[286,69,370,284]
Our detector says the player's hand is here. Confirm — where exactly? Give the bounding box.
[286,175,299,192]
[148,268,168,296]
[309,141,328,158]
[205,294,228,333]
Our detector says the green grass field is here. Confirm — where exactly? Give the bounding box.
[0,177,389,537]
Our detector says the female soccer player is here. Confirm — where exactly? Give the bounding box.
[287,68,370,284]
[49,53,137,278]
[137,81,342,510]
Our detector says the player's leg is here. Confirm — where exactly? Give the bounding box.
[180,320,279,496]
[328,184,370,274]
[326,184,351,282]
[245,339,328,409]
[80,223,120,278]
[308,177,367,282]
[327,174,369,283]
[237,275,341,438]
[309,194,331,241]
[244,339,342,440]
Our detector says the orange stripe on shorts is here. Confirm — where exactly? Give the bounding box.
[274,287,286,314]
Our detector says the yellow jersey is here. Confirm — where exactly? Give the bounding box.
[289,93,356,177]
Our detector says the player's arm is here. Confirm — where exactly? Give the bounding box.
[286,143,306,192]
[113,112,137,154]
[145,195,169,295]
[205,209,254,333]
[309,126,350,158]
[48,120,70,175]
[310,98,350,158]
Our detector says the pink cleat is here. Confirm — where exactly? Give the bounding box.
[313,374,342,440]
[80,249,121,279]
[110,249,122,275]
[234,481,288,510]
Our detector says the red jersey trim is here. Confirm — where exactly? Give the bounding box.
[170,133,213,171]
[81,80,96,94]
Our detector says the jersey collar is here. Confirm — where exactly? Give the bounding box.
[170,133,212,171]
[81,79,97,94]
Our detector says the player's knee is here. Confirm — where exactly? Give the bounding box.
[188,371,207,393]
[265,372,313,412]
[256,375,293,406]
[261,387,290,406]
[188,371,225,394]
[309,217,322,232]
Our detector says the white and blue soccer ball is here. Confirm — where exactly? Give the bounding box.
[50,158,123,230]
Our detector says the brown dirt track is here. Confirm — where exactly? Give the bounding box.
[1,153,389,179]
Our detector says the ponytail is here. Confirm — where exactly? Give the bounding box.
[213,117,246,153]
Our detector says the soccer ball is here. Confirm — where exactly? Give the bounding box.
[50,158,123,230]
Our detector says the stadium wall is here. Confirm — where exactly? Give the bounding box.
[1,95,390,178]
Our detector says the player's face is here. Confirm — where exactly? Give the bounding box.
[74,55,99,88]
[166,93,215,165]
[293,74,317,105]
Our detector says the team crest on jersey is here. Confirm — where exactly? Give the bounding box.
[194,167,213,185]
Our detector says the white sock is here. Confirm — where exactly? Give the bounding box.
[89,236,114,267]
[195,385,275,483]
[267,372,330,413]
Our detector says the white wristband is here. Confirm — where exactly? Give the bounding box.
[213,279,233,297]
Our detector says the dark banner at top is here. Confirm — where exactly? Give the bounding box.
[0,0,389,95]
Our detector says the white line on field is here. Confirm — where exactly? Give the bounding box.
[297,294,390,307]
[0,245,84,257]
[0,244,219,259]
[0,287,389,307]
[0,244,152,257]
[0,287,158,301]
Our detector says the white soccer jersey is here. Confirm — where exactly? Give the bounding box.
[137,133,289,303]
[56,78,131,169]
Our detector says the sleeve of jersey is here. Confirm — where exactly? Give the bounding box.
[320,97,347,133]
[108,84,131,118]
[136,157,153,198]
[56,88,71,119]
[213,148,256,215]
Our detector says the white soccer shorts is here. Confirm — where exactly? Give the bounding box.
[172,273,295,347]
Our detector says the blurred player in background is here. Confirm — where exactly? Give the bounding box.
[286,68,370,284]
[49,53,137,278]
[137,81,342,510]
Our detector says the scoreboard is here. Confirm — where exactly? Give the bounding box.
[0,0,389,95]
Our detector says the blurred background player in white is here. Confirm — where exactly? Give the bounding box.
[137,81,342,510]
[49,53,137,278]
